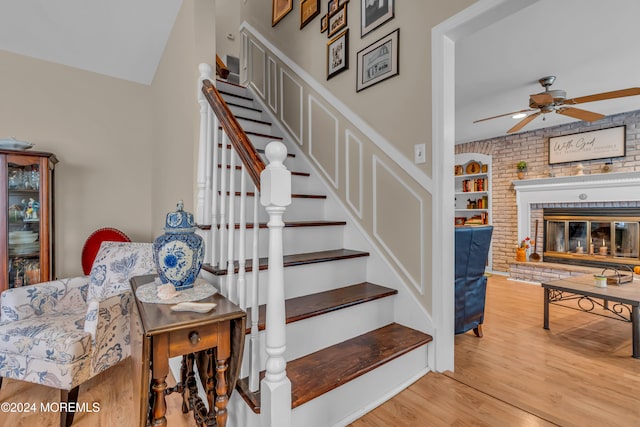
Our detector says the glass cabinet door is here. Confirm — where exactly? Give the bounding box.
[7,158,41,288]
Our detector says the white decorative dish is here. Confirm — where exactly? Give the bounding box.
[0,138,34,150]
[170,302,217,313]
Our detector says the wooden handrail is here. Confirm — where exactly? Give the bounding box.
[202,79,265,189]
[216,54,230,79]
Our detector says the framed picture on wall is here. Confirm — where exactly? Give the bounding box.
[300,0,320,29]
[356,28,399,92]
[272,0,293,26]
[327,29,349,80]
[361,0,394,37]
[328,5,347,38]
[328,0,340,16]
[321,14,328,32]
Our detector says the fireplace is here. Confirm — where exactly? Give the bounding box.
[513,171,640,270]
[543,207,640,268]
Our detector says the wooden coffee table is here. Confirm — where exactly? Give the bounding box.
[130,275,246,427]
[541,274,640,358]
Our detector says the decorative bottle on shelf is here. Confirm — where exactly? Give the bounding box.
[153,201,204,291]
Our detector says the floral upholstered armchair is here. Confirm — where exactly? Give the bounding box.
[0,241,155,427]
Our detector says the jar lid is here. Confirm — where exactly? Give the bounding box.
[164,201,196,232]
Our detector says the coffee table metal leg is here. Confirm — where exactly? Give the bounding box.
[632,304,639,358]
[544,287,550,330]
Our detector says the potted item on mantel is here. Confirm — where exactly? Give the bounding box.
[517,161,527,179]
[516,237,530,262]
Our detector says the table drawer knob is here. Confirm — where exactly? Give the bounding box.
[189,331,201,345]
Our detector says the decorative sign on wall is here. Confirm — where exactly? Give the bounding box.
[548,125,626,164]
[327,29,349,79]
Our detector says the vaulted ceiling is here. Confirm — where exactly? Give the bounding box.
[0,0,182,84]
[2,1,638,144]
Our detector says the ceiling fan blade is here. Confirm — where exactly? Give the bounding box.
[564,87,640,105]
[556,107,605,122]
[507,112,540,133]
[473,108,536,123]
[530,93,554,105]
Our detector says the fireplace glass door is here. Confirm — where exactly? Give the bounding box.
[590,221,611,256]
[615,222,639,258]
[568,221,588,254]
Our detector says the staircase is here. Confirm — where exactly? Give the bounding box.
[198,72,433,427]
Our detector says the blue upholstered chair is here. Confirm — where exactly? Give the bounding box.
[0,241,155,426]
[454,225,493,337]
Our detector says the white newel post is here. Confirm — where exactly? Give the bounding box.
[196,63,213,228]
[260,141,292,427]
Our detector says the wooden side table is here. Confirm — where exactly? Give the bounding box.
[130,275,246,427]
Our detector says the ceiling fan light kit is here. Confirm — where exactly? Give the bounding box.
[474,76,640,134]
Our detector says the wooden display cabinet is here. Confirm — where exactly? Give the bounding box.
[0,149,57,291]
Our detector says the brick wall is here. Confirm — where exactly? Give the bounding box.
[455,110,640,273]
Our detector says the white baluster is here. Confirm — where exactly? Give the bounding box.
[237,164,247,309]
[260,141,292,427]
[219,134,229,296]
[227,150,237,304]
[249,182,260,392]
[209,111,220,266]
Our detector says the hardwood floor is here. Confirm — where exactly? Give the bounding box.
[2,274,640,426]
[352,275,640,427]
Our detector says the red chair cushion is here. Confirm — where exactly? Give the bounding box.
[81,228,131,275]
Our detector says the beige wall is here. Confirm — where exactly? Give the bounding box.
[216,0,242,59]
[239,0,473,311]
[0,50,153,278]
[240,0,473,176]
[150,0,216,234]
[0,0,216,279]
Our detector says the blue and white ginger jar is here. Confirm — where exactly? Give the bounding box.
[153,201,204,290]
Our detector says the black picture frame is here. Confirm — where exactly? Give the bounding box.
[321,14,328,32]
[356,28,399,92]
[361,0,394,38]
[327,29,349,80]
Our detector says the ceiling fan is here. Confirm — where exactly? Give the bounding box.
[474,76,640,133]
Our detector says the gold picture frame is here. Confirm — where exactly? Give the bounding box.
[272,0,293,26]
[300,0,320,29]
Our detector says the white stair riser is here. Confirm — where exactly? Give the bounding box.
[239,296,395,375]
[218,196,327,223]
[235,118,275,135]
[219,167,319,194]
[222,93,256,109]
[227,344,430,427]
[228,104,263,121]
[217,225,344,260]
[215,81,249,97]
[202,256,368,306]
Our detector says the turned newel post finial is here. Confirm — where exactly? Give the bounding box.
[261,141,291,208]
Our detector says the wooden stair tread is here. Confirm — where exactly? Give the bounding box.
[202,249,369,276]
[226,101,262,113]
[218,143,294,157]
[218,89,253,101]
[220,191,326,199]
[236,323,433,412]
[217,164,308,176]
[229,220,346,229]
[216,78,245,88]
[245,282,397,334]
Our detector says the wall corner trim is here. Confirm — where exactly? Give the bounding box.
[239,21,433,193]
